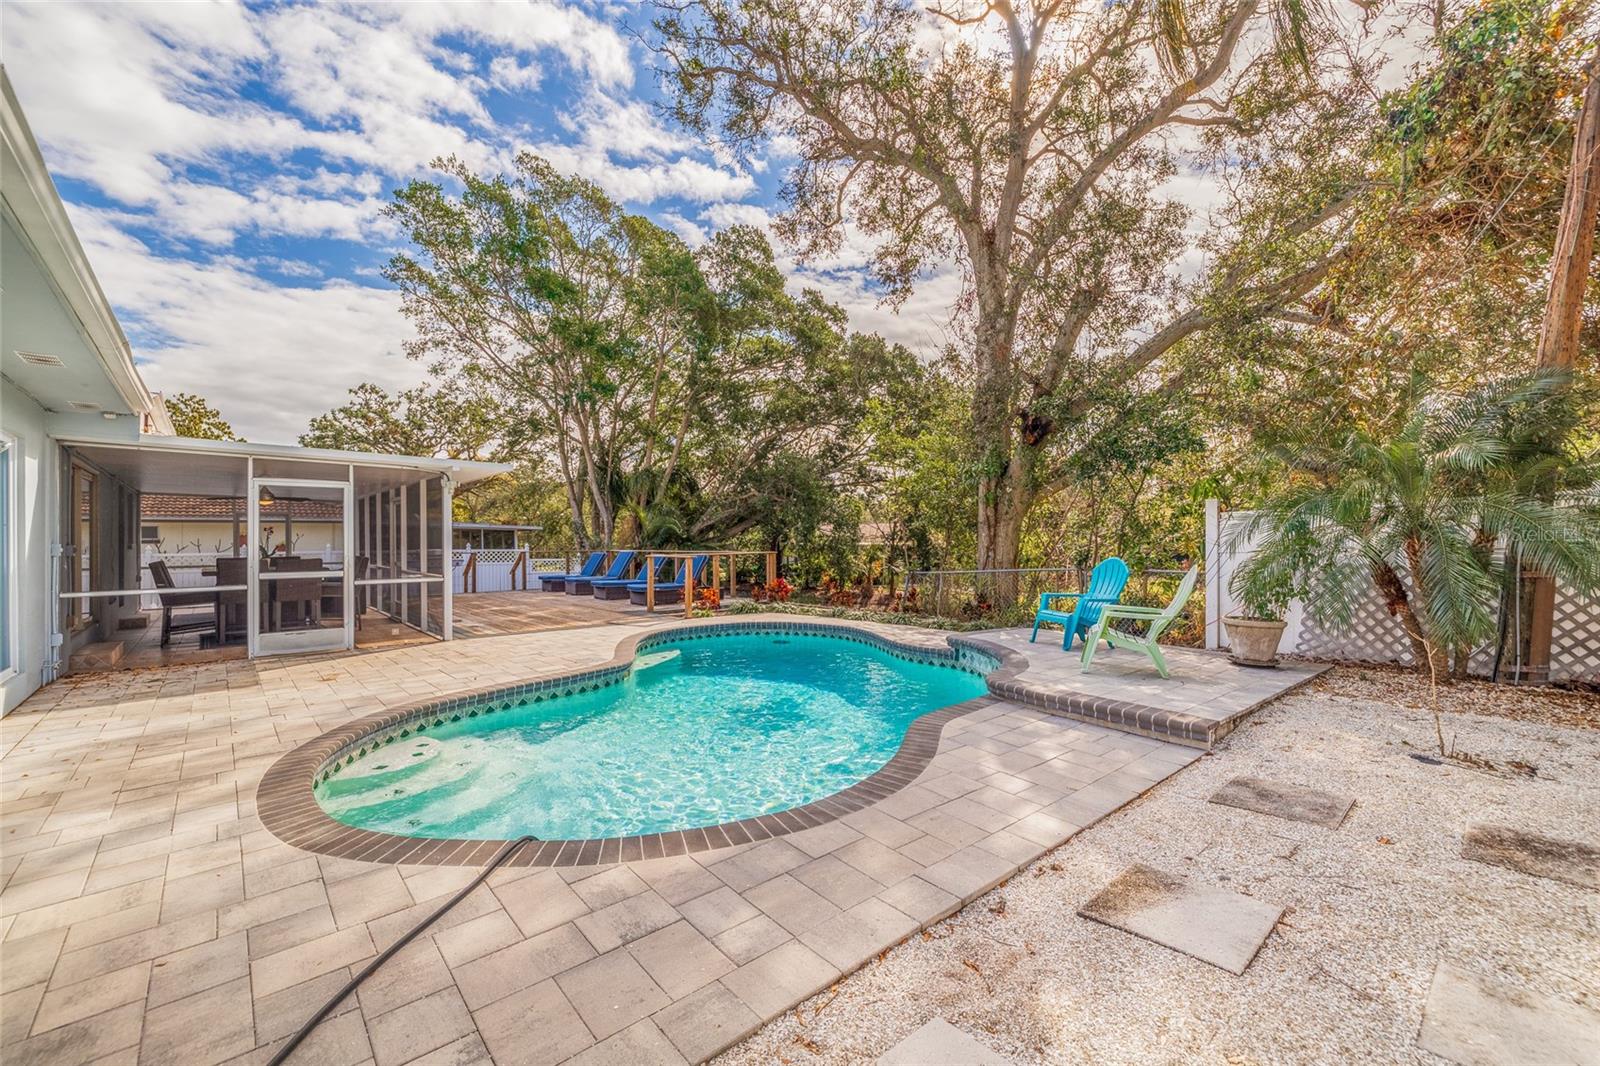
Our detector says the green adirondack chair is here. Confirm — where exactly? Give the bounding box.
[1079,565,1199,679]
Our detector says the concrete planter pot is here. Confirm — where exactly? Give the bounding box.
[1223,616,1288,667]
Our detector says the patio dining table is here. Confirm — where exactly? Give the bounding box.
[191,558,333,639]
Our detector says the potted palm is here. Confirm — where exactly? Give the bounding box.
[1224,555,1297,667]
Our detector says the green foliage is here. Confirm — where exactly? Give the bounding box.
[165,392,240,441]
[656,0,1361,578]
[723,599,1007,633]
[378,152,924,555]
[299,378,508,461]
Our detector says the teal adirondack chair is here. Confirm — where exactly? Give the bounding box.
[1030,558,1129,649]
[1079,565,1199,679]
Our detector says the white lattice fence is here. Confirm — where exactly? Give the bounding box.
[450,549,567,594]
[1208,505,1599,683]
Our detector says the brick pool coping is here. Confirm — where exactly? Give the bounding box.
[257,617,1005,866]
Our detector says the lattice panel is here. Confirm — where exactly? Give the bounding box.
[1219,510,1598,682]
[1292,589,1414,664]
[1551,587,1600,683]
[1292,581,1599,682]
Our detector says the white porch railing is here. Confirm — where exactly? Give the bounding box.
[138,548,344,610]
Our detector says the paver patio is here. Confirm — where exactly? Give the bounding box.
[959,627,1328,746]
[0,614,1317,1064]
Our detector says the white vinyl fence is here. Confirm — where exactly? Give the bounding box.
[1204,500,1600,683]
[450,549,568,594]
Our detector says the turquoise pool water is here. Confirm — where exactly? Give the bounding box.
[316,631,989,840]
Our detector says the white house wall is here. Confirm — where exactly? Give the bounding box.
[2,378,53,714]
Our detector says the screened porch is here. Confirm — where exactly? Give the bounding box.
[52,435,507,676]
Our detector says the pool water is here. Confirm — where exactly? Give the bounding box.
[316,631,988,840]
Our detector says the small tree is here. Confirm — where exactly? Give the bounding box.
[165,392,240,441]
[1235,373,1600,677]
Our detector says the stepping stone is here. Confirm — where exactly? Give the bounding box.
[1461,825,1599,890]
[1209,776,1354,829]
[877,1018,1012,1066]
[1417,962,1600,1066]
[1077,864,1281,975]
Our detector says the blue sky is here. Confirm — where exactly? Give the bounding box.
[2,1,958,440]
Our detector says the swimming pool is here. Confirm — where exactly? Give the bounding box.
[313,629,991,841]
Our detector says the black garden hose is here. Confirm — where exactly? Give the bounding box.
[267,835,537,1066]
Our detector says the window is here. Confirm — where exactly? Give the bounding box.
[73,467,96,627]
[1,433,14,678]
[140,524,160,543]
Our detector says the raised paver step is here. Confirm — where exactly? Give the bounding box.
[73,641,126,670]
[1417,962,1600,1066]
[1077,863,1282,975]
[878,1018,1013,1065]
[1209,776,1355,828]
[1461,824,1599,889]
[951,631,1329,749]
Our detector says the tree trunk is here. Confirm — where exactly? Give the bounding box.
[1373,562,1443,675]
[1514,57,1599,681]
[1536,57,1600,370]
[971,315,1037,606]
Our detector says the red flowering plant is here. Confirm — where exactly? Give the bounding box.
[753,577,793,603]
[693,585,722,612]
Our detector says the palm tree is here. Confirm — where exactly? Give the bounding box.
[1234,372,1600,678]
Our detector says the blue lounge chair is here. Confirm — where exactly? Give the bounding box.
[537,551,606,592]
[570,550,636,596]
[628,555,709,606]
[1030,557,1129,649]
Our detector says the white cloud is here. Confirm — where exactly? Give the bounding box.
[1,0,983,440]
[69,206,424,444]
[701,202,775,231]
[489,55,544,93]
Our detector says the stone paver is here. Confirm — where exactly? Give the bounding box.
[1417,962,1600,1066]
[1460,824,1600,890]
[1209,776,1356,828]
[960,627,1327,746]
[0,615,1203,1064]
[1077,863,1282,975]
[877,1017,1013,1065]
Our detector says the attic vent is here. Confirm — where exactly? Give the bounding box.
[67,401,102,411]
[16,350,66,367]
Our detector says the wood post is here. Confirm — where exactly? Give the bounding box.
[646,555,656,613]
[683,562,695,620]
[765,551,777,586]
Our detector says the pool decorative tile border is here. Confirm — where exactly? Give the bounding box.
[257,617,1002,867]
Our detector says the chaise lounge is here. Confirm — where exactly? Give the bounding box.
[538,551,607,592]
[570,550,636,596]
[627,555,709,606]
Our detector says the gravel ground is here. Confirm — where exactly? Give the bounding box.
[716,669,1600,1065]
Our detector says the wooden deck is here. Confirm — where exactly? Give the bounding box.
[449,589,660,637]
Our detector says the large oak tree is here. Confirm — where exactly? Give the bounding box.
[656,0,1363,585]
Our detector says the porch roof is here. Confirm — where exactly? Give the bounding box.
[59,432,512,498]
